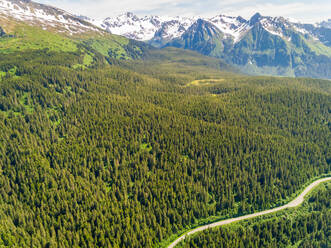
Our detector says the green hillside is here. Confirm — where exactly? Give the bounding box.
[0,17,149,62]
[0,18,330,248]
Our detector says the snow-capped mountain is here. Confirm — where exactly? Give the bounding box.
[96,12,252,43]
[320,19,331,29]
[209,14,250,42]
[92,12,196,42]
[93,12,255,45]
[156,12,331,78]
[1,0,331,78]
[93,12,331,48]
[0,0,100,34]
[83,12,331,78]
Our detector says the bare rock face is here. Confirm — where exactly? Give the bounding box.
[95,11,331,78]
[1,0,331,78]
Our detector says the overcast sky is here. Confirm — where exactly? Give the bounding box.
[36,0,331,23]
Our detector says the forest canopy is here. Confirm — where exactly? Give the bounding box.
[0,41,330,248]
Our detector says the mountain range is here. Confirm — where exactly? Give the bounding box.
[1,1,331,247]
[0,0,154,62]
[88,12,331,78]
[1,0,331,78]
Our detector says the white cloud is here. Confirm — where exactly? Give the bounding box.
[40,0,195,18]
[36,0,331,23]
[225,2,331,23]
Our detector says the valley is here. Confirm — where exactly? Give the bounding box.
[0,1,330,247]
[90,12,331,79]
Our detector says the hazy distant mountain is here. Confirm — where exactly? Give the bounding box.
[320,19,331,29]
[1,0,331,78]
[96,12,331,78]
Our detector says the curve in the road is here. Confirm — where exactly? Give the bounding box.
[167,177,331,248]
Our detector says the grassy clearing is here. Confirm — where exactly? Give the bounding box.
[186,78,225,87]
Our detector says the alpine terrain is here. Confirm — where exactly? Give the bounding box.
[0,0,330,248]
[95,12,331,78]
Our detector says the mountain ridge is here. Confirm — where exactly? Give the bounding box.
[89,11,330,46]
[87,11,331,78]
[1,0,331,78]
[0,0,102,34]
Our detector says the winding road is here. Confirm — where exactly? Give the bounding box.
[167,177,331,248]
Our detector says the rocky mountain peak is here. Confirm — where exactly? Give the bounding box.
[320,19,331,28]
[249,12,262,25]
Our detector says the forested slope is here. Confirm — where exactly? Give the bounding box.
[178,181,331,248]
[0,24,330,247]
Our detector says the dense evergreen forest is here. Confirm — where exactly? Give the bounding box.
[178,181,331,248]
[0,44,330,247]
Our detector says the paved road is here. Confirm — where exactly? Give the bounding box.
[167,177,331,248]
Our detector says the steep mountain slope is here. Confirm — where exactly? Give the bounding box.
[296,22,331,47]
[320,19,331,29]
[166,14,331,78]
[96,12,331,48]
[0,0,101,34]
[166,19,229,58]
[0,1,331,248]
[230,16,331,77]
[208,14,250,42]
[99,12,331,78]
[90,12,196,43]
[0,0,154,62]
[8,1,329,79]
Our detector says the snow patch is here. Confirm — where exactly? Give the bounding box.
[0,0,101,34]
[98,13,196,41]
[209,14,251,42]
